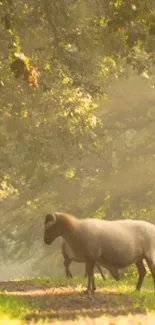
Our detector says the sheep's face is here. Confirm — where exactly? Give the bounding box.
[44,214,58,245]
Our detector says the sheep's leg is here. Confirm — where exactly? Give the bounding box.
[84,264,88,277]
[85,263,96,291]
[96,264,106,280]
[84,261,95,294]
[91,272,96,292]
[135,259,146,291]
[108,267,120,281]
[64,258,73,278]
[146,258,155,290]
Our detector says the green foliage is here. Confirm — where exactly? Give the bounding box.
[1,0,155,271]
[121,199,155,222]
[123,263,151,279]
[93,194,112,219]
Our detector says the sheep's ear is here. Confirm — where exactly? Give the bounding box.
[45,214,56,229]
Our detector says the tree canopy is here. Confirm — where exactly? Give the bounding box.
[1,0,155,277]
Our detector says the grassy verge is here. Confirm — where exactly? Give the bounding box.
[0,276,155,324]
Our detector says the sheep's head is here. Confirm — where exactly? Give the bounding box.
[44,213,58,245]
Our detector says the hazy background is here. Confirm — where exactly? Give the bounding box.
[1,0,155,281]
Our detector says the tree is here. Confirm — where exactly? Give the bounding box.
[1,0,155,275]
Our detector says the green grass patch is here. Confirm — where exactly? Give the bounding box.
[0,276,155,324]
[0,294,30,316]
[31,275,88,286]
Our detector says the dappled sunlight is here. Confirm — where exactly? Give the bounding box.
[5,286,80,297]
[1,1,155,325]
[0,318,21,325]
[0,278,152,323]
[1,314,155,325]
[0,278,155,324]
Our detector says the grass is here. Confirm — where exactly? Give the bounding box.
[0,275,155,324]
[0,294,30,320]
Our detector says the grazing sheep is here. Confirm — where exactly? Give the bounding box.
[61,240,120,281]
[44,212,155,294]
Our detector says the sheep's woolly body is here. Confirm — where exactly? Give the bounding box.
[55,214,154,268]
[44,212,155,292]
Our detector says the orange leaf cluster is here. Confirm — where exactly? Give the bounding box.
[24,64,40,88]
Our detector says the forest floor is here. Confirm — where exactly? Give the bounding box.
[0,276,155,324]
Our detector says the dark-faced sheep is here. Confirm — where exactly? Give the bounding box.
[44,212,155,294]
[61,240,120,281]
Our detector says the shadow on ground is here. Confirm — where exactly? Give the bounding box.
[24,291,147,323]
[0,279,150,323]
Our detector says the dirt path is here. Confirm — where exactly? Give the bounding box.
[0,280,154,324]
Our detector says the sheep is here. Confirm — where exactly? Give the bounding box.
[44,212,155,294]
[61,240,120,281]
